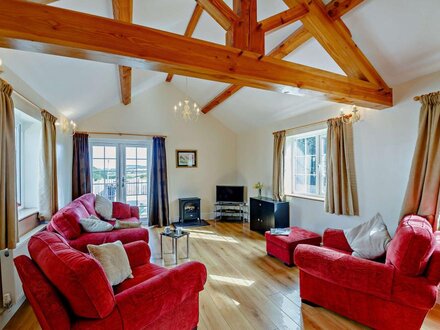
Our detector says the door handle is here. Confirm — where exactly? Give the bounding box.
[121,176,125,188]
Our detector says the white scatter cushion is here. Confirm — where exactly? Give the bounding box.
[80,217,113,233]
[87,241,133,286]
[344,213,391,260]
[95,195,113,220]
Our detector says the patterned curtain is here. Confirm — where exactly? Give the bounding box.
[149,137,169,227]
[72,133,91,200]
[401,92,440,229]
[39,110,58,220]
[325,118,359,216]
[0,79,18,249]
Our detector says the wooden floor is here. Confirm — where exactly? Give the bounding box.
[5,221,440,330]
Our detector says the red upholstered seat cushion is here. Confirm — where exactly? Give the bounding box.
[68,227,149,253]
[28,232,116,319]
[386,215,435,277]
[294,245,394,300]
[113,202,131,219]
[114,263,168,294]
[51,201,89,240]
[265,227,321,249]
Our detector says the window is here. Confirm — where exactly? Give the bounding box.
[90,139,151,221]
[14,108,40,211]
[15,122,22,207]
[284,128,327,199]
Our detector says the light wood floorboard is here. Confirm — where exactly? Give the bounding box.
[5,221,440,329]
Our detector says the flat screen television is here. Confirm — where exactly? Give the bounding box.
[216,185,245,203]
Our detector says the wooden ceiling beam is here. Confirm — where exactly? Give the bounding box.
[286,0,389,90]
[258,3,308,35]
[166,3,203,83]
[112,0,133,105]
[196,0,239,30]
[202,1,366,113]
[201,85,242,114]
[0,1,391,112]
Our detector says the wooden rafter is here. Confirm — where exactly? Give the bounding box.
[257,3,308,34]
[202,0,372,113]
[196,0,239,30]
[112,0,133,105]
[166,3,203,83]
[286,0,389,90]
[202,85,242,113]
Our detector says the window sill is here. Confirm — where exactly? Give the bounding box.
[18,208,39,221]
[286,194,325,202]
[18,223,46,245]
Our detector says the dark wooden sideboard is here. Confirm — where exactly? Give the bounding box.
[249,197,289,233]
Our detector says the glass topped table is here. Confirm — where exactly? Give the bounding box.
[160,230,190,264]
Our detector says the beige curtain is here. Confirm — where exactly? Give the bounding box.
[39,110,58,220]
[273,130,286,201]
[0,79,18,249]
[401,92,440,229]
[325,118,359,216]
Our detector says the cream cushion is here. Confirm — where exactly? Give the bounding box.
[80,216,113,233]
[95,195,113,220]
[87,241,133,286]
[114,220,142,229]
[344,213,391,260]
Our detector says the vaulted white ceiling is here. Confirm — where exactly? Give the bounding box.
[1,0,440,132]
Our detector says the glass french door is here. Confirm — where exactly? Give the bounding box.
[90,139,151,220]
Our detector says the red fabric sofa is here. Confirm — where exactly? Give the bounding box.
[47,193,149,252]
[294,215,440,330]
[14,231,207,330]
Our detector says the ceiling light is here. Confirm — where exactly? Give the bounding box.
[173,77,201,122]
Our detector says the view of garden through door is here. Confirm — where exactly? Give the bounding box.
[90,139,151,221]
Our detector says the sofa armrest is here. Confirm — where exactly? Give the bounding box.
[123,241,151,268]
[115,261,207,329]
[130,206,140,219]
[294,244,394,299]
[323,228,353,252]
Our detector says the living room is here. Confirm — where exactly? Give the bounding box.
[1,0,440,329]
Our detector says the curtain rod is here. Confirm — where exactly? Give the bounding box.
[413,91,440,101]
[12,89,43,111]
[273,114,352,135]
[76,131,167,138]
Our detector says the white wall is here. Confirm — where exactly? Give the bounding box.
[78,83,237,221]
[2,65,73,208]
[236,71,440,236]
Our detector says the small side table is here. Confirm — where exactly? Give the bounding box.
[160,230,190,264]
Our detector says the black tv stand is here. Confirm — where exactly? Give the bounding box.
[214,202,248,222]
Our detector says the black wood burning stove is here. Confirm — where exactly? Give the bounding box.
[179,197,201,223]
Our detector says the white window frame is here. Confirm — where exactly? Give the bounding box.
[285,128,327,201]
[89,138,152,221]
[15,122,23,209]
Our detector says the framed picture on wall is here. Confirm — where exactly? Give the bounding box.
[176,150,198,168]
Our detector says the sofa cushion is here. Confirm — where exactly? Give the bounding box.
[80,216,114,233]
[95,195,113,220]
[294,245,394,300]
[88,241,133,286]
[68,227,149,253]
[113,202,131,219]
[51,201,89,240]
[386,215,435,276]
[344,213,391,260]
[114,262,167,294]
[28,231,115,319]
[77,193,98,217]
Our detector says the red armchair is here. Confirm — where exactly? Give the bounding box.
[294,215,440,330]
[14,231,207,330]
[47,193,149,252]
